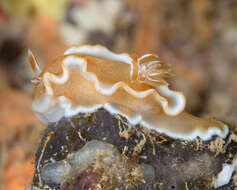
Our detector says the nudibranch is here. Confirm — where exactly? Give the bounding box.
[29,45,228,141]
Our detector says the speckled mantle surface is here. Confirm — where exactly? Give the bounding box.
[29,109,237,190]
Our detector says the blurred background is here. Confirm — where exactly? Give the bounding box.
[0,0,237,189]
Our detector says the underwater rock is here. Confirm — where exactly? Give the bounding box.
[28,109,237,190]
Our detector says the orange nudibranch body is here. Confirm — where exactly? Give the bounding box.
[29,45,228,141]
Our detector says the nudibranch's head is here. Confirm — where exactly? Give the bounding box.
[29,45,228,141]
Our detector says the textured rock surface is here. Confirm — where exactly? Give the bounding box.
[29,109,237,190]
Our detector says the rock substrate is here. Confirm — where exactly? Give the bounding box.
[29,109,237,190]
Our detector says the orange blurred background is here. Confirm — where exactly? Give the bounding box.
[0,0,237,189]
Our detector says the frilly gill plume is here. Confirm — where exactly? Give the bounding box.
[132,54,171,86]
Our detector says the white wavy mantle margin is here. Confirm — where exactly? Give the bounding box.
[42,55,186,116]
[32,51,229,141]
[64,45,135,78]
[32,93,229,141]
[64,45,186,115]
